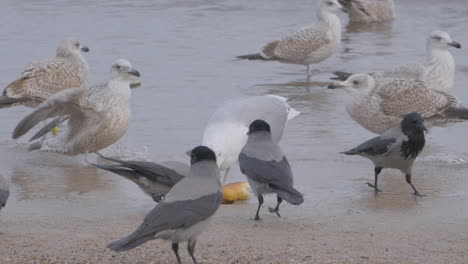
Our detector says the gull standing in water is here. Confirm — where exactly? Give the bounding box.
[0,38,89,108]
[12,59,140,156]
[200,95,300,184]
[328,73,468,134]
[237,0,344,80]
[339,0,395,23]
[332,31,461,94]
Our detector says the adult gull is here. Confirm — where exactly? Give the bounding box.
[92,157,188,202]
[200,95,300,184]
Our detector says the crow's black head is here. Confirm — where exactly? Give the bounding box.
[190,146,217,165]
[247,119,271,135]
[400,112,426,159]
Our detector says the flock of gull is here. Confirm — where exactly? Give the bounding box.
[1,0,467,263]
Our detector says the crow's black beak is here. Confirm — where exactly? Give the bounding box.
[81,46,90,52]
[419,122,428,131]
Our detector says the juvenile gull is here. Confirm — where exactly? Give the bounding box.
[92,157,187,202]
[107,146,222,264]
[342,113,426,196]
[237,0,344,79]
[0,38,89,108]
[12,59,140,155]
[239,120,303,220]
[328,73,468,134]
[0,174,9,213]
[201,95,300,184]
[332,31,461,94]
[339,0,395,23]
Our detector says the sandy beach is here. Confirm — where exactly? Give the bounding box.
[1,0,468,263]
[1,157,467,264]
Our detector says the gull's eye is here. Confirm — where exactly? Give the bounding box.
[412,120,418,124]
[327,1,333,6]
[74,42,80,47]
[115,65,121,70]
[352,80,359,85]
[433,36,442,41]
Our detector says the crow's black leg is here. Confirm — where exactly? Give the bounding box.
[187,240,198,264]
[366,167,383,193]
[268,196,283,218]
[406,174,425,197]
[172,243,181,264]
[254,194,264,221]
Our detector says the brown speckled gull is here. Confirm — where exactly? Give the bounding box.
[332,31,461,94]
[12,59,140,156]
[0,38,89,108]
[339,0,395,23]
[237,0,344,79]
[328,73,468,134]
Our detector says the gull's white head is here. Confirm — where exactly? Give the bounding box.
[427,30,461,51]
[319,0,344,14]
[56,38,89,57]
[328,73,376,94]
[110,59,141,85]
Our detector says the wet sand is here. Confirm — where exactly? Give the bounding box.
[1,201,467,264]
[1,156,467,264]
[1,0,468,263]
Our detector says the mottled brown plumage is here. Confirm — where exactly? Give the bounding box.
[329,74,468,134]
[237,0,344,79]
[341,0,395,23]
[1,38,89,109]
[12,59,139,156]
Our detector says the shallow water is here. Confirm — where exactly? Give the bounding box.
[0,0,468,229]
